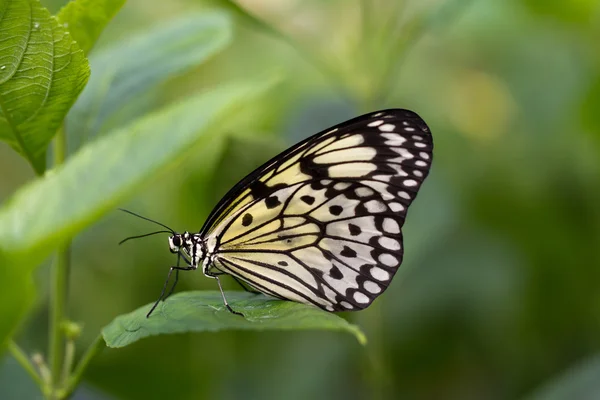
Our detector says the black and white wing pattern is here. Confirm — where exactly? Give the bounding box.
[201,109,433,311]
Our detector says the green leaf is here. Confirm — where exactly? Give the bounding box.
[102,291,367,348]
[0,0,90,174]
[0,78,276,274]
[67,11,232,148]
[56,0,127,55]
[0,252,34,351]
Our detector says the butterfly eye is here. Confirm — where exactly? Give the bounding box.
[172,236,181,247]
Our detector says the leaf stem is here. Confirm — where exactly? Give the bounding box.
[60,335,105,399]
[60,339,76,387]
[48,127,71,398]
[7,341,45,388]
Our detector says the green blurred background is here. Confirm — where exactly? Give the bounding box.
[2,0,600,398]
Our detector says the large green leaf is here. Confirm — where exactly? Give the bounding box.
[0,0,90,174]
[0,78,275,275]
[0,251,33,351]
[66,11,232,148]
[56,0,127,55]
[102,291,366,347]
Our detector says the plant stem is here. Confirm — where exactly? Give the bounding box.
[8,341,44,388]
[60,339,76,387]
[48,128,71,398]
[60,335,105,399]
[49,243,70,383]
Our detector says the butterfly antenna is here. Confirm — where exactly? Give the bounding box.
[119,208,175,233]
[119,230,174,245]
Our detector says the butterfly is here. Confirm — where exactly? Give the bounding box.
[122,109,433,317]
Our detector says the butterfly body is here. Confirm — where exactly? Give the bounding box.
[129,109,433,317]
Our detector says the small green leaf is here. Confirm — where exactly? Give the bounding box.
[0,78,276,273]
[67,11,232,146]
[56,0,127,55]
[102,291,367,348]
[0,0,90,174]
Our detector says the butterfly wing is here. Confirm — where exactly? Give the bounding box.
[203,109,433,311]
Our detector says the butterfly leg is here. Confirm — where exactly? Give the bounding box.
[163,269,179,301]
[163,252,183,301]
[212,274,245,317]
[147,265,194,318]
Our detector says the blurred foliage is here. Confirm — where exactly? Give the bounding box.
[528,354,600,400]
[1,0,599,399]
[66,11,233,152]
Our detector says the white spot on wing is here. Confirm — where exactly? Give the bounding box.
[379,253,398,267]
[373,174,392,182]
[379,124,395,132]
[354,292,370,304]
[364,281,381,294]
[381,133,406,146]
[383,218,400,234]
[371,267,390,281]
[389,202,404,212]
[368,120,384,127]
[355,187,374,197]
[340,301,354,309]
[365,199,386,213]
[379,237,401,250]
[334,182,351,190]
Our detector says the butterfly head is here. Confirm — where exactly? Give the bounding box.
[169,231,190,254]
